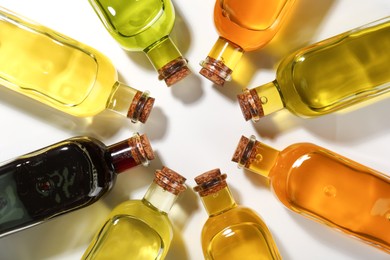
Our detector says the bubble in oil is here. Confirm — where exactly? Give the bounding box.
[323,185,336,198]
[260,96,268,104]
[254,153,263,164]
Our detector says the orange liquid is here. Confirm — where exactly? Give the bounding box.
[214,0,294,51]
[266,143,390,252]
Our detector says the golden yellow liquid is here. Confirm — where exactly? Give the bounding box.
[201,189,281,260]
[276,18,390,117]
[82,200,172,260]
[214,0,294,51]
[0,8,118,117]
[258,143,390,253]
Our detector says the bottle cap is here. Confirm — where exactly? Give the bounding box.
[237,89,264,121]
[128,91,155,123]
[109,133,155,173]
[199,56,232,86]
[154,166,187,195]
[231,135,256,168]
[194,168,228,197]
[158,57,191,86]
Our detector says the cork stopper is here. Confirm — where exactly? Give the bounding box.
[237,89,264,121]
[154,166,187,195]
[231,135,256,168]
[129,133,155,166]
[199,56,232,86]
[158,57,191,86]
[194,168,228,197]
[127,91,155,123]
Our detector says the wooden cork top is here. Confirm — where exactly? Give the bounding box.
[231,135,255,168]
[199,56,232,86]
[129,133,155,165]
[237,89,264,121]
[158,57,191,86]
[127,91,155,123]
[194,168,228,197]
[154,166,187,195]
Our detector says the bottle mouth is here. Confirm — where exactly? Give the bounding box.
[127,91,155,124]
[237,89,263,122]
[193,168,228,197]
[199,56,232,86]
[158,57,191,86]
[154,166,187,195]
[231,135,256,168]
[129,133,155,166]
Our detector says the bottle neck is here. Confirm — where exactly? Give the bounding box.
[107,82,155,123]
[237,81,284,122]
[144,36,190,86]
[199,37,244,85]
[200,186,237,217]
[142,182,179,214]
[232,135,280,178]
[108,133,154,173]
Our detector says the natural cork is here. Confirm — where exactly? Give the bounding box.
[154,166,187,195]
[127,91,155,123]
[194,168,228,197]
[237,89,264,121]
[158,57,191,86]
[129,134,155,165]
[199,56,232,86]
[231,135,255,168]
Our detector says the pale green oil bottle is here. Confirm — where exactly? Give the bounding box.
[82,167,186,260]
[88,0,190,86]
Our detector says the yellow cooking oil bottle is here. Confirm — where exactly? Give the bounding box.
[238,17,390,122]
[0,7,154,123]
[194,168,281,260]
[88,0,190,86]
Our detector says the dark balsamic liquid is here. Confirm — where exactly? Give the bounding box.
[0,137,115,237]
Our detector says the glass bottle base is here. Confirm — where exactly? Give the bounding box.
[158,57,191,86]
[199,56,232,86]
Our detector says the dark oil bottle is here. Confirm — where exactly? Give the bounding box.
[0,133,154,237]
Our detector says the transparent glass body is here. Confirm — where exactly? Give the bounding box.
[82,167,185,260]
[0,7,153,122]
[195,169,281,259]
[0,134,153,238]
[233,136,390,253]
[238,17,390,121]
[88,0,190,85]
[82,197,172,260]
[200,0,295,85]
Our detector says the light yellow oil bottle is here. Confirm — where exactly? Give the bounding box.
[82,167,186,260]
[0,7,154,123]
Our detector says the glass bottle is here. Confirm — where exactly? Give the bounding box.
[194,168,281,260]
[238,17,390,122]
[0,7,155,123]
[0,133,154,238]
[200,0,295,85]
[82,166,186,260]
[232,135,390,253]
[88,0,190,86]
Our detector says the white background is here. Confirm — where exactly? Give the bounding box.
[0,0,389,259]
